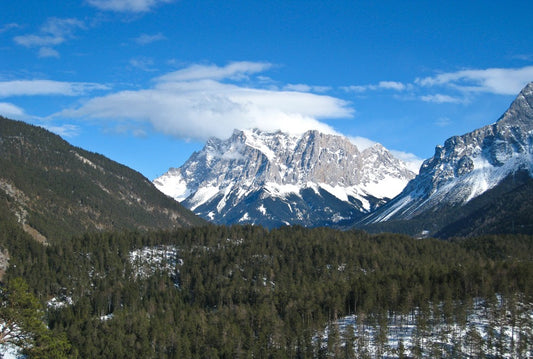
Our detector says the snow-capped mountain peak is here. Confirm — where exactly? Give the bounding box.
[154,129,416,227]
[363,81,533,224]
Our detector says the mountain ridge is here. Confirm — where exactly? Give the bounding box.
[0,116,204,242]
[359,81,533,237]
[154,129,416,227]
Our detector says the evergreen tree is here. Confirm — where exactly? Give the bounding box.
[0,278,72,358]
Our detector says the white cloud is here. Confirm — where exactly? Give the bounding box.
[129,57,156,71]
[416,65,533,95]
[435,117,452,127]
[283,84,331,93]
[0,23,20,33]
[14,18,85,47]
[347,136,422,173]
[38,47,60,58]
[87,0,174,13]
[512,54,533,61]
[14,34,64,47]
[378,81,406,91]
[134,33,165,45]
[42,124,80,137]
[341,85,367,93]
[58,62,353,140]
[390,150,423,174]
[348,136,376,150]
[157,61,273,82]
[0,80,109,97]
[420,94,463,104]
[13,17,85,58]
[342,81,407,93]
[0,102,25,117]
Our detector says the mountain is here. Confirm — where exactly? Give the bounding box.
[0,116,204,242]
[154,129,415,227]
[360,82,533,237]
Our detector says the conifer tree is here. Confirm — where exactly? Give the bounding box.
[0,278,71,358]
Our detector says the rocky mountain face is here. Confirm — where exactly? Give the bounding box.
[154,129,415,227]
[361,82,533,236]
[0,116,204,242]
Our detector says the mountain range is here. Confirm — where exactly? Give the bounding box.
[154,129,416,228]
[0,116,204,242]
[156,82,533,237]
[1,83,531,241]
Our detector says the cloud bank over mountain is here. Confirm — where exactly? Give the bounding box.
[59,62,353,140]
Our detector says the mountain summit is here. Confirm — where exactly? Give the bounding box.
[154,129,415,227]
[361,82,533,236]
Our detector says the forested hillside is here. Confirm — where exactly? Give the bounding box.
[1,223,530,357]
[0,116,204,242]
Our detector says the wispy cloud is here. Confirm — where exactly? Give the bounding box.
[0,23,20,33]
[378,81,406,91]
[157,61,273,82]
[434,117,452,127]
[341,85,367,93]
[38,47,60,58]
[415,65,533,95]
[512,54,533,61]
[134,32,165,45]
[0,102,25,117]
[348,136,376,150]
[87,0,174,13]
[13,17,85,57]
[283,84,331,93]
[129,57,157,71]
[347,136,422,173]
[390,150,423,173]
[0,80,109,97]
[57,61,353,140]
[41,124,80,137]
[342,81,408,93]
[420,94,463,104]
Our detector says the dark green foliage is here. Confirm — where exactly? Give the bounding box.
[0,278,72,358]
[0,116,204,242]
[1,224,530,358]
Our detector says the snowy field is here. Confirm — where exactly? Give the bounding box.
[318,296,532,358]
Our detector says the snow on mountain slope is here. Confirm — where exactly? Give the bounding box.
[363,81,533,224]
[154,129,416,227]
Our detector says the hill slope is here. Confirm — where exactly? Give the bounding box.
[0,116,204,241]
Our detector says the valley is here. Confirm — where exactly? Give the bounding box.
[0,84,531,357]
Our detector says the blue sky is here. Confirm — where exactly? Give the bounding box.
[1,0,532,179]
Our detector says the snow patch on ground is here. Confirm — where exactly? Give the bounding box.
[129,245,182,282]
[47,296,73,309]
[318,297,532,358]
[0,344,22,359]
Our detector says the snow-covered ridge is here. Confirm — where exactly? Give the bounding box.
[365,81,533,224]
[154,128,416,227]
